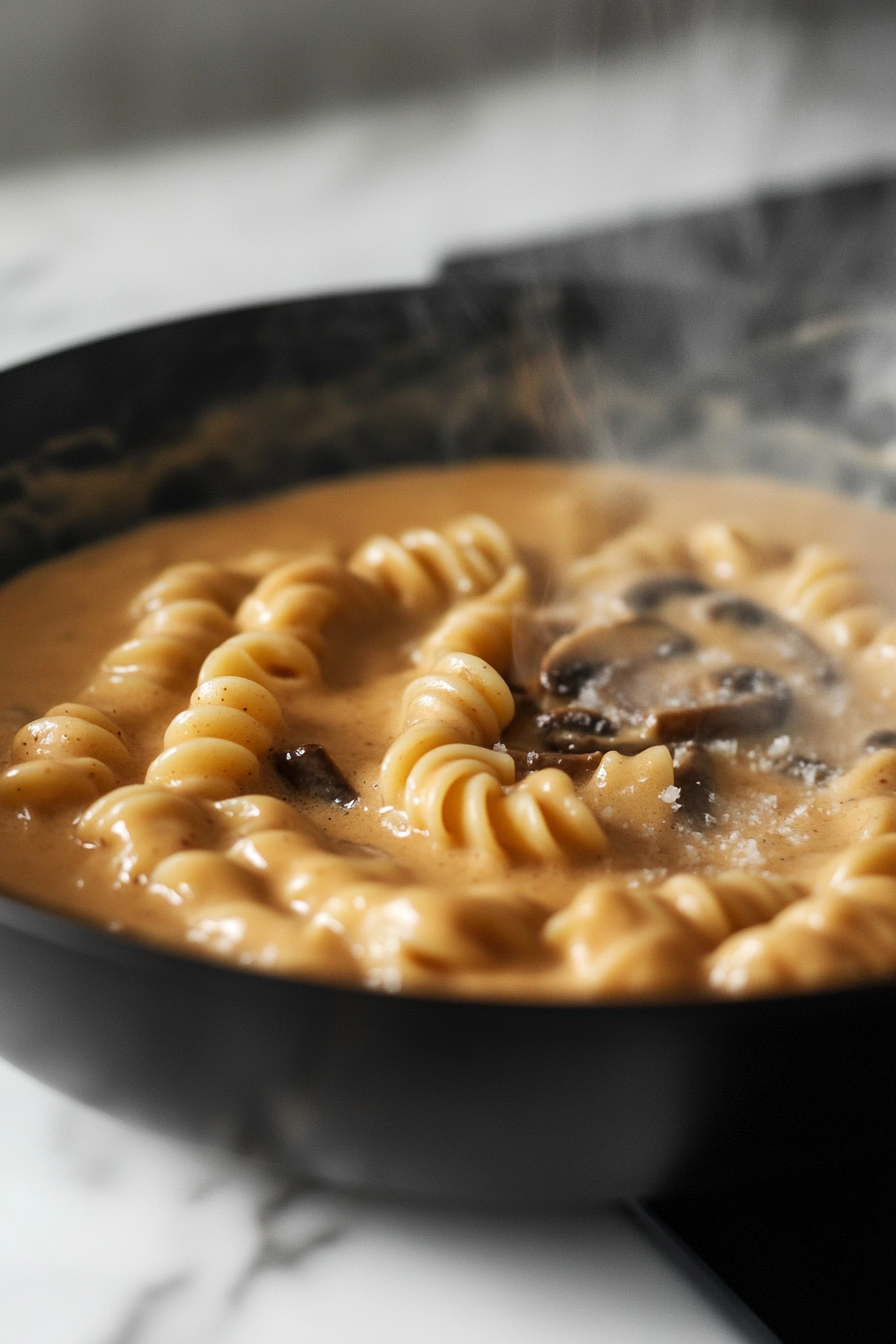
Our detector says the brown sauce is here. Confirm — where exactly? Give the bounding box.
[1,461,896,1000]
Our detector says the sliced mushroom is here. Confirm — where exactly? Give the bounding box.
[623,574,709,613]
[777,753,837,785]
[539,618,694,698]
[863,730,896,754]
[273,744,358,807]
[672,743,716,825]
[651,666,793,742]
[494,742,604,780]
[706,595,838,686]
[534,707,616,753]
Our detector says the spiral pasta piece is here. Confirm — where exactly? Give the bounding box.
[145,675,282,799]
[0,704,129,810]
[85,562,247,711]
[774,544,883,652]
[825,748,896,841]
[569,525,689,586]
[687,522,789,583]
[235,555,376,647]
[78,784,214,879]
[382,652,606,861]
[128,561,254,619]
[78,786,319,885]
[707,835,896,994]
[543,879,704,997]
[0,564,252,811]
[585,746,678,832]
[198,630,321,692]
[415,563,529,673]
[360,885,543,989]
[349,514,515,614]
[144,551,377,803]
[657,872,805,947]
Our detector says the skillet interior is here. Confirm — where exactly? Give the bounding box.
[0,281,893,1205]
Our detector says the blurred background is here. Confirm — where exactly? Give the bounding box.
[3,0,896,367]
[0,0,893,166]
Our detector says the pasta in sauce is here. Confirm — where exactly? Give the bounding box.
[2,460,896,1000]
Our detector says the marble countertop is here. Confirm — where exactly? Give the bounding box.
[2,21,896,1340]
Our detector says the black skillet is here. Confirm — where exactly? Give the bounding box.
[0,280,894,1208]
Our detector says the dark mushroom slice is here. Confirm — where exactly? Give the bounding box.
[706,595,839,686]
[539,618,695,698]
[777,753,837,785]
[863,729,896,754]
[494,743,604,780]
[651,666,793,742]
[623,574,710,614]
[672,743,716,826]
[534,707,617,753]
[273,743,358,807]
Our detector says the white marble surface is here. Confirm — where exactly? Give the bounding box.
[3,16,896,372]
[0,1059,754,1344]
[2,21,896,1340]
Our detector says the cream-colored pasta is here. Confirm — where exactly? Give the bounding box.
[382,651,606,861]
[227,826,403,913]
[360,885,543,989]
[78,786,319,884]
[145,550,383,800]
[707,835,896,993]
[414,563,529,672]
[774,544,883,652]
[348,514,515,614]
[79,784,214,879]
[145,674,282,799]
[181,898,353,974]
[197,630,321,691]
[0,703,130,810]
[543,879,704,996]
[585,746,678,832]
[0,567,250,811]
[569,524,689,586]
[128,561,254,619]
[687,521,789,583]
[657,872,805,947]
[825,748,896,842]
[235,555,376,648]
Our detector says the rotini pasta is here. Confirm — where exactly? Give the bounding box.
[414,564,529,672]
[145,674,283,799]
[773,544,883,652]
[349,514,515,614]
[825,747,896,842]
[141,553,375,799]
[0,564,254,810]
[585,746,678,833]
[0,704,130,809]
[656,872,805,947]
[235,555,376,649]
[543,879,705,996]
[569,525,689,586]
[707,836,896,994]
[687,522,789,583]
[382,652,606,860]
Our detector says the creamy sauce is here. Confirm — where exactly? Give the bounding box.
[1,461,896,999]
